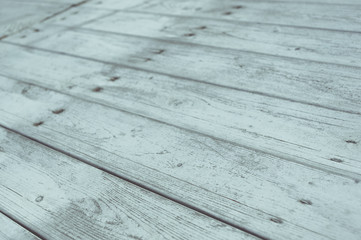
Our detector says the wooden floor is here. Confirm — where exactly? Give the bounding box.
[1,0,361,239]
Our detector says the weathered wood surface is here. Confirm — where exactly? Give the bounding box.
[0,128,255,240]
[0,0,80,37]
[1,77,361,240]
[1,43,360,177]
[1,0,361,239]
[57,9,361,67]
[7,25,361,116]
[0,213,40,240]
[85,0,361,32]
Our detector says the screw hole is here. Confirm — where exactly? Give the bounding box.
[33,121,44,127]
[197,26,207,30]
[92,87,103,92]
[299,199,312,205]
[154,49,165,54]
[52,109,65,114]
[184,33,195,37]
[270,217,283,224]
[329,158,343,163]
[109,76,120,81]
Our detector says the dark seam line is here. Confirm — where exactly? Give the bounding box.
[1,74,360,181]
[40,0,90,22]
[0,124,270,240]
[79,7,361,34]
[0,210,47,240]
[73,26,361,69]
[1,41,360,117]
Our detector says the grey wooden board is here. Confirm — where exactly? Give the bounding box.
[0,128,255,240]
[84,0,361,32]
[1,43,361,177]
[7,25,361,116]
[1,77,361,240]
[0,213,40,240]
[2,32,361,176]
[0,0,79,36]
[51,8,361,68]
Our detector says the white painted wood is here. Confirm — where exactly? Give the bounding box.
[0,128,254,240]
[63,9,361,68]
[0,43,360,177]
[0,213,40,240]
[84,0,361,32]
[1,77,360,240]
[8,26,361,116]
[0,1,78,37]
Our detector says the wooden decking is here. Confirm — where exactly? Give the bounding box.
[0,0,360,239]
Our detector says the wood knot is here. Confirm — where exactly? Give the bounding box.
[346,140,357,144]
[232,5,243,9]
[35,196,44,202]
[223,11,232,15]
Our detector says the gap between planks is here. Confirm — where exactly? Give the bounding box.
[0,77,360,240]
[0,125,268,240]
[1,39,360,117]
[0,128,258,240]
[0,211,43,240]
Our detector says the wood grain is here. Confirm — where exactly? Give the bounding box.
[62,9,361,68]
[0,0,80,37]
[1,38,360,177]
[7,26,361,116]
[0,213,40,240]
[84,0,361,32]
[1,77,360,240]
[0,128,254,240]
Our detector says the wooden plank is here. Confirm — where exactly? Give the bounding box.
[0,128,255,240]
[0,213,40,240]
[66,9,361,68]
[250,0,361,3]
[1,35,361,176]
[84,0,361,32]
[0,77,360,240]
[7,26,361,116]
[9,4,358,68]
[1,42,360,175]
[0,1,78,37]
